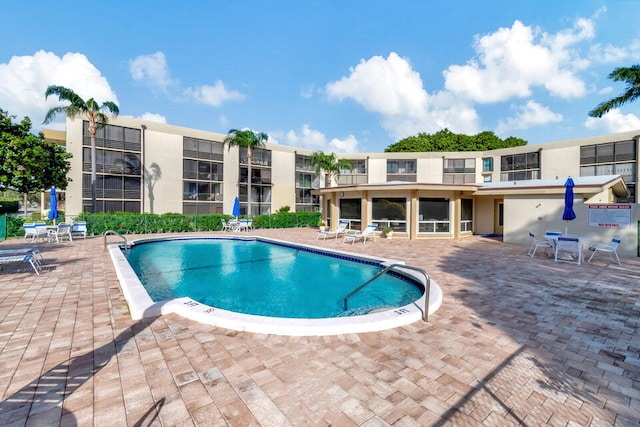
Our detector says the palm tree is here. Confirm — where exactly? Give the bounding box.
[310,151,353,187]
[44,85,119,213]
[223,129,268,216]
[589,65,640,118]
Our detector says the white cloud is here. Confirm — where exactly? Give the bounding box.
[183,81,245,106]
[325,52,480,139]
[130,51,245,107]
[584,108,640,132]
[496,101,563,134]
[444,19,591,103]
[137,112,167,123]
[326,52,428,118]
[0,50,118,131]
[129,52,175,92]
[277,124,359,153]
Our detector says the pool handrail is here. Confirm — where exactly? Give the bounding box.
[343,263,431,322]
[104,230,131,250]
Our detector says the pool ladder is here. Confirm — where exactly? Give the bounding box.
[103,230,131,250]
[343,264,431,322]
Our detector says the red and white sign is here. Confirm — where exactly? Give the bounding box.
[588,204,632,228]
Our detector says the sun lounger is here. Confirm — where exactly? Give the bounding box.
[0,255,41,275]
[0,248,43,261]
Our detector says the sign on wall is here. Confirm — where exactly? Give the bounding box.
[588,204,632,228]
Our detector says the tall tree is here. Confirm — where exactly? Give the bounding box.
[43,85,119,213]
[0,109,72,216]
[310,151,353,187]
[589,65,640,118]
[223,129,268,216]
[385,129,526,152]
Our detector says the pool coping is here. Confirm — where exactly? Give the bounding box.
[108,234,443,336]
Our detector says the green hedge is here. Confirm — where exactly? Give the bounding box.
[73,211,321,236]
[2,211,321,239]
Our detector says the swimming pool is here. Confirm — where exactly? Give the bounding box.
[108,235,443,335]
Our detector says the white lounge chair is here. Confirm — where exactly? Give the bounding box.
[528,232,553,257]
[48,223,73,243]
[0,248,43,261]
[221,219,232,232]
[587,237,621,265]
[0,254,41,275]
[317,221,349,240]
[343,224,378,245]
[71,221,87,239]
[554,236,583,265]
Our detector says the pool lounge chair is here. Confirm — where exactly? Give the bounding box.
[0,248,43,261]
[317,220,349,240]
[343,224,378,245]
[0,254,41,275]
[587,237,622,265]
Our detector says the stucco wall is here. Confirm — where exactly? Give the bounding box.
[271,150,296,211]
[143,130,183,214]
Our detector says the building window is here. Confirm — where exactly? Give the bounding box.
[443,158,476,184]
[82,122,141,213]
[295,154,320,212]
[500,151,540,181]
[482,157,493,172]
[337,159,368,185]
[183,137,224,212]
[580,140,636,202]
[372,198,406,232]
[461,199,473,232]
[386,160,417,182]
[339,199,361,230]
[418,198,450,233]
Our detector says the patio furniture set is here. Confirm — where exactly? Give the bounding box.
[0,221,88,275]
[528,230,622,265]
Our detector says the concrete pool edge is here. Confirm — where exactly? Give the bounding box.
[107,234,443,336]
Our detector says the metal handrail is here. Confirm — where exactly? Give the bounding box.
[343,263,431,322]
[103,230,130,250]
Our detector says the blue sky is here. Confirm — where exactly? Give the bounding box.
[1,1,640,153]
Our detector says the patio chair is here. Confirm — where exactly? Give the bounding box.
[0,254,41,275]
[544,230,562,237]
[528,232,553,257]
[221,219,232,232]
[48,222,73,243]
[554,236,582,265]
[23,222,48,242]
[317,220,349,240]
[71,221,87,239]
[343,224,378,245]
[587,237,621,265]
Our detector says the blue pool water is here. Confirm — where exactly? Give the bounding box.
[124,238,423,319]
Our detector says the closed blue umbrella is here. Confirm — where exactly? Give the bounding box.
[48,187,59,225]
[562,177,576,234]
[232,196,241,219]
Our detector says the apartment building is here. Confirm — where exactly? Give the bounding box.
[46,116,639,255]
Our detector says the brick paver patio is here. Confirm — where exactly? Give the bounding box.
[0,228,638,426]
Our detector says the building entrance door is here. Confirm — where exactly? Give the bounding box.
[494,200,504,235]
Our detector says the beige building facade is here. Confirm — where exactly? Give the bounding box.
[48,116,639,257]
